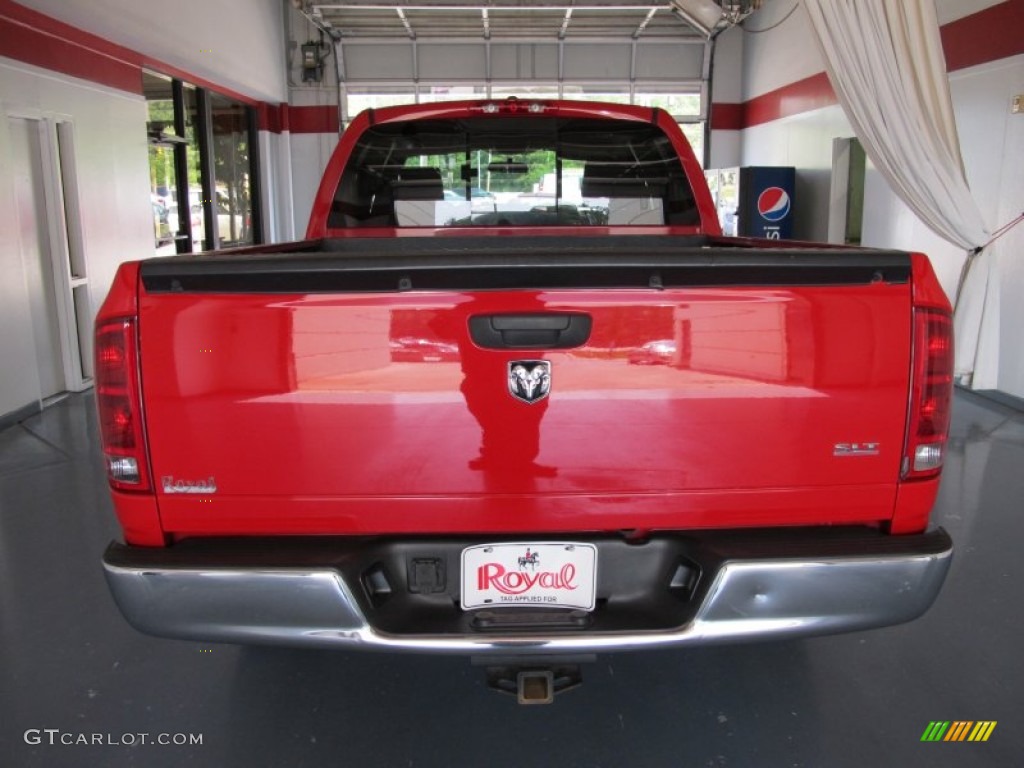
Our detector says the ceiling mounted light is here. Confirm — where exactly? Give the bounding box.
[719,0,764,25]
[672,0,763,37]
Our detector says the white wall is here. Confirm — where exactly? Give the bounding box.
[740,1,820,101]
[861,55,1024,394]
[712,27,744,103]
[259,129,297,244]
[988,60,1024,396]
[709,26,743,169]
[0,58,153,417]
[741,104,854,243]
[288,88,341,238]
[737,0,1024,397]
[934,0,1006,22]
[17,0,288,102]
[0,110,40,414]
[709,131,741,171]
[739,0,1006,99]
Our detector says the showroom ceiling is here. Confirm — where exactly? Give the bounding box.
[299,1,763,42]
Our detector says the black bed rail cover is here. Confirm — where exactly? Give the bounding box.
[140,235,911,294]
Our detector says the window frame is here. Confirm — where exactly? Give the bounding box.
[144,69,264,253]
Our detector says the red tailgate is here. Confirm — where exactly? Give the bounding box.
[138,281,912,536]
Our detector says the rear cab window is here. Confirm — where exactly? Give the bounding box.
[329,114,699,229]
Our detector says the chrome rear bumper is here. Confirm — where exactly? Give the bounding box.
[102,529,952,654]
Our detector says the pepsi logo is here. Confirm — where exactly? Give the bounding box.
[757,187,791,222]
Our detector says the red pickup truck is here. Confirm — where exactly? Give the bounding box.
[97,99,952,699]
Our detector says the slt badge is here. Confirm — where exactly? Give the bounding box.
[508,360,551,404]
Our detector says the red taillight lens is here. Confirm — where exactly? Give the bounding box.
[95,318,151,492]
[903,310,953,479]
[100,394,136,449]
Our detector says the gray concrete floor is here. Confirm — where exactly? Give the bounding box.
[0,390,1021,767]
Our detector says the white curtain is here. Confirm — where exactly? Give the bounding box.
[801,0,992,382]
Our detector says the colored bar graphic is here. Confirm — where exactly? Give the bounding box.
[968,722,997,742]
[945,721,972,741]
[921,721,996,742]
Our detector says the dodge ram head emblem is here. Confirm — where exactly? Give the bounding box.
[508,361,551,404]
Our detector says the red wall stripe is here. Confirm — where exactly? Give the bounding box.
[0,0,261,106]
[741,72,837,128]
[258,103,285,133]
[287,105,339,134]
[941,0,1024,72]
[0,0,142,94]
[710,102,744,131]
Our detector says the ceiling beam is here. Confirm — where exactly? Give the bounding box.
[632,7,658,39]
[395,8,416,39]
[314,4,670,12]
[558,9,573,40]
[324,35,705,45]
[334,77,704,87]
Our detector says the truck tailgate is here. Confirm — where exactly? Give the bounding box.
[137,242,912,535]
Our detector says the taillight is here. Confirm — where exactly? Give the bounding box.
[902,309,953,480]
[95,318,151,492]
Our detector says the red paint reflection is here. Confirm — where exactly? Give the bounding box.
[429,294,558,483]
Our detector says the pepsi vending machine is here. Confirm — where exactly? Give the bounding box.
[736,166,795,239]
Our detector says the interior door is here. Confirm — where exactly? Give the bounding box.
[9,116,65,398]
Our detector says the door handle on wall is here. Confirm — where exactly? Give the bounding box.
[468,313,592,349]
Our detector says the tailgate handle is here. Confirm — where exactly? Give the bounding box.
[469,313,592,350]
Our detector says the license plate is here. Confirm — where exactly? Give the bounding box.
[460,542,597,611]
